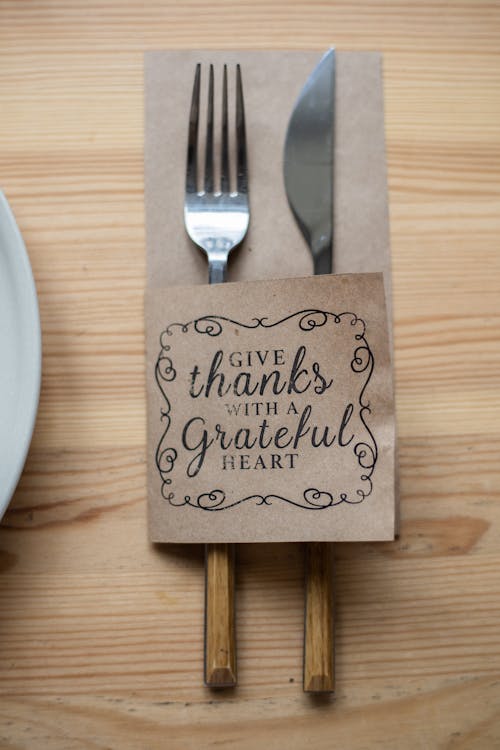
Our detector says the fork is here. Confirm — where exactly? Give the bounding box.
[184,62,249,687]
[185,63,249,283]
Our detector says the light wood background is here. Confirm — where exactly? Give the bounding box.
[1,2,500,748]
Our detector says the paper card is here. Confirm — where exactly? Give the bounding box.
[146,273,395,543]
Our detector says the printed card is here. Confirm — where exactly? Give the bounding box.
[146,273,395,543]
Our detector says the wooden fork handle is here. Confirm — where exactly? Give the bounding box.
[303,542,335,692]
[204,542,236,687]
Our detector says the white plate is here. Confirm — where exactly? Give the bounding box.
[0,191,41,520]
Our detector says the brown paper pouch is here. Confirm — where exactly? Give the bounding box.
[144,50,397,543]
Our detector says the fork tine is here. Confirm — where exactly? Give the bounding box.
[204,64,214,193]
[186,63,201,194]
[220,65,230,194]
[235,64,247,194]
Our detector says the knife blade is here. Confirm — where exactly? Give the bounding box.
[284,48,335,275]
[283,48,336,694]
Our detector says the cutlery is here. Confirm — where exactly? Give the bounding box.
[284,47,336,692]
[184,62,249,687]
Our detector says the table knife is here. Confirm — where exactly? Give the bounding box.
[283,47,336,693]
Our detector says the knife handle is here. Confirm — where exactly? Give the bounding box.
[303,542,335,692]
[204,542,236,687]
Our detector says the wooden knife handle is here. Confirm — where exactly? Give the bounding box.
[303,541,335,692]
[204,542,236,688]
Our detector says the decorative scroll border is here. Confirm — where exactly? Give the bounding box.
[155,310,378,510]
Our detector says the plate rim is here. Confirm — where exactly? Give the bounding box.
[0,191,41,520]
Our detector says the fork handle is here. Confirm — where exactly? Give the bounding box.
[303,542,335,692]
[208,257,227,284]
[204,542,236,687]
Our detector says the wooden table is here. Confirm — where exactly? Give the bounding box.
[1,2,499,747]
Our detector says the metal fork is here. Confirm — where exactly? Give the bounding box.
[184,63,249,688]
[185,63,249,283]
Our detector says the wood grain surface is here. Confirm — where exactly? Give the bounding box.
[1,1,500,748]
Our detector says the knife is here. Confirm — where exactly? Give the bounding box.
[283,48,336,693]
